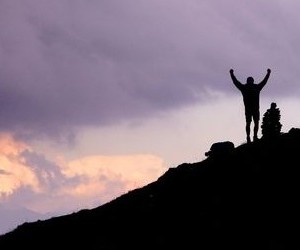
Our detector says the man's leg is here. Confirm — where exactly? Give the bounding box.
[246,113,251,143]
[246,122,251,143]
[253,119,259,141]
[253,111,260,141]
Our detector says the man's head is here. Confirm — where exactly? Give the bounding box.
[246,77,254,84]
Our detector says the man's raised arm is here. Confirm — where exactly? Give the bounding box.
[229,69,242,90]
[259,68,271,89]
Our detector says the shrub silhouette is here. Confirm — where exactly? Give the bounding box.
[261,102,282,139]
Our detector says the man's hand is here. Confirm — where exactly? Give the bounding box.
[230,69,234,74]
[267,68,271,74]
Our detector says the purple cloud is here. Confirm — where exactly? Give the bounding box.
[0,0,299,139]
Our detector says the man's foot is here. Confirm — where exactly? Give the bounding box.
[247,136,251,143]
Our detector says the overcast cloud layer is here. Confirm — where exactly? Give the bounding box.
[1,0,300,139]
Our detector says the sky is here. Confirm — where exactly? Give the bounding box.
[1,0,300,235]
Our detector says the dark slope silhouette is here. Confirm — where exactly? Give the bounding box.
[1,128,300,249]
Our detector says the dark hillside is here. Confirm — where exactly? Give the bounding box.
[0,128,300,249]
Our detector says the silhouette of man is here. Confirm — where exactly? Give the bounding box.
[230,68,271,143]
